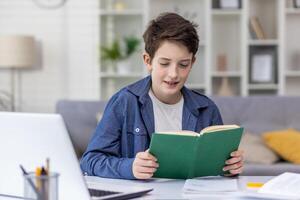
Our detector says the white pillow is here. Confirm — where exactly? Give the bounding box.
[239,132,279,164]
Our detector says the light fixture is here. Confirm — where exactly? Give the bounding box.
[0,35,36,111]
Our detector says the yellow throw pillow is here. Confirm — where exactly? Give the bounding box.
[263,128,300,164]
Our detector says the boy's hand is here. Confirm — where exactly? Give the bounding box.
[223,150,244,176]
[132,150,159,179]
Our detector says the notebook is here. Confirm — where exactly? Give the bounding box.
[0,112,152,200]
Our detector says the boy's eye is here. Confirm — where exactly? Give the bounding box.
[179,63,189,68]
[160,63,169,66]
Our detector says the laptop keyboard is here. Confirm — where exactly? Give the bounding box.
[88,188,121,197]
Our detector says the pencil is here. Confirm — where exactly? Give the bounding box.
[247,182,264,188]
[35,167,42,191]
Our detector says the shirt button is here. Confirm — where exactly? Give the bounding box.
[135,128,140,133]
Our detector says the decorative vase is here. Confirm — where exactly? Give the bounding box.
[116,59,131,75]
[218,77,234,96]
[105,61,117,74]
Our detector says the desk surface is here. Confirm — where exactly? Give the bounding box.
[85,176,283,199]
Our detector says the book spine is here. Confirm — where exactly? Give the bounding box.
[249,20,258,39]
[250,17,266,40]
[187,137,201,178]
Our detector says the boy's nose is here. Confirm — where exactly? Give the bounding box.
[168,65,178,79]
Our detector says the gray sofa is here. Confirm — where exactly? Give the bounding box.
[56,96,300,176]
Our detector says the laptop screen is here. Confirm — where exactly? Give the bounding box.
[0,112,90,199]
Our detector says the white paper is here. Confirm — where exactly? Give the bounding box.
[258,172,300,198]
[251,54,273,82]
[183,176,238,193]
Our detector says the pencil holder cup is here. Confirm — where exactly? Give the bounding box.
[23,172,59,200]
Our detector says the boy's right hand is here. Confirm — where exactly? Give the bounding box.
[132,150,159,179]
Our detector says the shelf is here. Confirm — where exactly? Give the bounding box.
[99,73,143,78]
[248,84,278,90]
[285,8,300,15]
[211,9,242,15]
[285,70,300,77]
[212,71,242,77]
[99,9,144,16]
[96,0,300,99]
[248,39,279,46]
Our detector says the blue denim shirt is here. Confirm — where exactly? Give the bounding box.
[80,76,223,179]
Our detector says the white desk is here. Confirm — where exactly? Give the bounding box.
[85,176,279,199]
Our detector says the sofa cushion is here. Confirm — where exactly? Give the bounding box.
[239,132,279,164]
[56,100,107,158]
[212,96,300,135]
[243,162,300,176]
[263,129,300,164]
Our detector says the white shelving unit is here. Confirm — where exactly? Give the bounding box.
[98,0,148,100]
[283,0,300,95]
[97,0,300,100]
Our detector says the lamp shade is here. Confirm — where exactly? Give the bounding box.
[0,35,36,68]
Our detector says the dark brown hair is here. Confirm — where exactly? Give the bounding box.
[143,12,199,62]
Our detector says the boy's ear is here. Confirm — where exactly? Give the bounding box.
[192,56,196,66]
[143,52,152,72]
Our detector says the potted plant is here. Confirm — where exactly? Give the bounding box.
[100,36,140,74]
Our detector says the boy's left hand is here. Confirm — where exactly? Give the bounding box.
[223,150,244,176]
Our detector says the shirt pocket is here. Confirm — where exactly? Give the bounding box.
[125,125,148,157]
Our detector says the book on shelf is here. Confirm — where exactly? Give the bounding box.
[249,16,266,40]
[149,125,244,179]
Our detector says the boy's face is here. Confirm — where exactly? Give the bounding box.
[143,40,195,104]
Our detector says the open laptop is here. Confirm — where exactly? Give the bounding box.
[0,112,152,200]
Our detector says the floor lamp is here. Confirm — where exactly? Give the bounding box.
[0,35,36,111]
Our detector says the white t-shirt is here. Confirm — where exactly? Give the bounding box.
[149,89,184,132]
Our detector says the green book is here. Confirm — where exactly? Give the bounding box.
[149,125,244,179]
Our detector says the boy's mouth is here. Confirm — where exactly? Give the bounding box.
[164,81,180,87]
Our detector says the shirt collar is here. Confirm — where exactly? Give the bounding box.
[126,75,209,114]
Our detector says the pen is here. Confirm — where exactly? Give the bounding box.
[20,165,42,200]
[41,167,47,176]
[41,167,49,200]
[246,182,264,188]
[46,158,50,175]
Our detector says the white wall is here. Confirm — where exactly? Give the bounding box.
[0,0,99,113]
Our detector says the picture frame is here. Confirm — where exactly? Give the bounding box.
[219,0,241,9]
[249,47,277,84]
[294,0,300,8]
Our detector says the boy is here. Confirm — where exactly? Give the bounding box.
[80,12,243,179]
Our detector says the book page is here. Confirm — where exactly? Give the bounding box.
[155,130,198,136]
[183,176,238,193]
[258,172,300,198]
[155,125,240,136]
[200,125,239,135]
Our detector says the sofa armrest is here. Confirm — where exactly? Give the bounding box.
[56,100,107,158]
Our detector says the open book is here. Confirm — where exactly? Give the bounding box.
[258,172,300,198]
[149,125,243,179]
[238,172,300,200]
